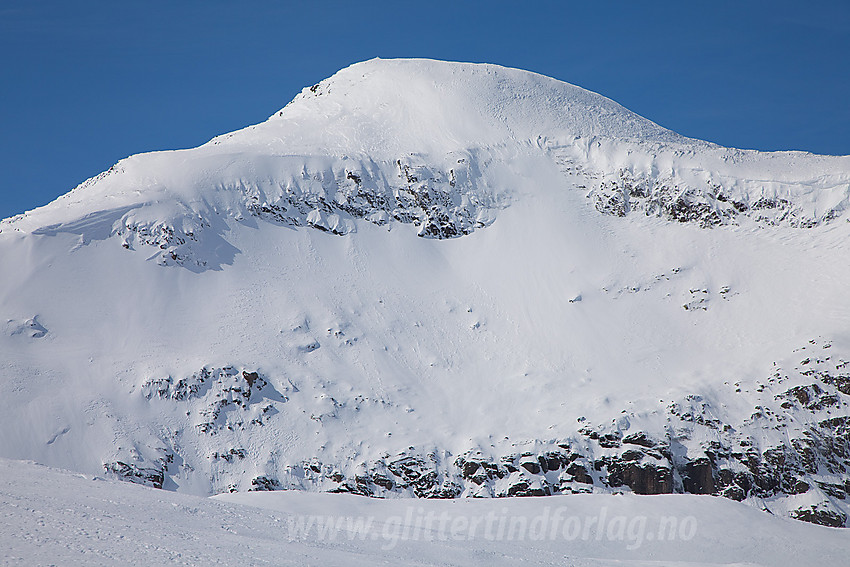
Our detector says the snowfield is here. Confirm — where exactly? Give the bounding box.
[1,57,850,549]
[2,458,849,566]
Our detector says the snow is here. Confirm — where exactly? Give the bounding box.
[4,58,847,235]
[0,58,849,528]
[2,458,848,566]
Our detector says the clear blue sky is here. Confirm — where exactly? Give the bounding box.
[1,1,848,220]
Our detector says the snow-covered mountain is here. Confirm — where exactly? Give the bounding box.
[2,58,850,528]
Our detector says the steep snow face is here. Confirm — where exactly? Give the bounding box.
[3,58,848,253]
[4,58,847,262]
[1,59,850,527]
[2,58,692,263]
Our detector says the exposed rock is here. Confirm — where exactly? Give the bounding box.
[246,157,500,243]
[621,462,672,495]
[250,476,281,491]
[822,374,850,396]
[622,432,657,448]
[682,459,715,495]
[104,461,164,489]
[586,167,843,229]
[564,462,593,484]
[791,505,847,528]
[212,448,247,462]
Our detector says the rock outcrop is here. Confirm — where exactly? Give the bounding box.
[121,341,850,528]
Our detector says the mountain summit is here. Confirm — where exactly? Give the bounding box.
[265,57,689,149]
[2,59,850,527]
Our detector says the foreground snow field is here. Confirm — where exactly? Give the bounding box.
[2,458,848,566]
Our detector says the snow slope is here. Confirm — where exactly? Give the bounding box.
[1,58,849,526]
[2,458,848,567]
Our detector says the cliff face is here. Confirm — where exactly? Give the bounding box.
[110,339,850,527]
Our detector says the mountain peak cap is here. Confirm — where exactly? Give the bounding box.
[11,57,846,237]
[239,57,692,156]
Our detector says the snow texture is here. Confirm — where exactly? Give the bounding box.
[2,458,848,566]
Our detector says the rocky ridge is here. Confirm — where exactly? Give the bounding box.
[103,339,850,528]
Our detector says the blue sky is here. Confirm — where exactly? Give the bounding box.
[1,1,848,220]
